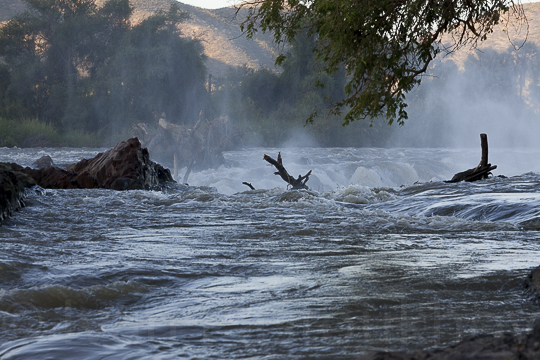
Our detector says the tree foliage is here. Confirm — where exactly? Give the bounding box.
[211,33,364,147]
[237,0,526,125]
[211,30,540,148]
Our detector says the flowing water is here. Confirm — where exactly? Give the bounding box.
[0,146,539,359]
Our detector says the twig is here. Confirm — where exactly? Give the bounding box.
[242,182,255,190]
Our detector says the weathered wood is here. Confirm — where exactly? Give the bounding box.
[242,182,255,190]
[158,118,184,135]
[447,133,497,183]
[183,159,195,184]
[173,151,179,180]
[132,112,232,173]
[450,164,497,183]
[263,152,312,189]
[479,133,488,169]
[191,110,204,135]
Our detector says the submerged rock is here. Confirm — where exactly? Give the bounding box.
[360,321,540,360]
[358,270,540,360]
[21,138,174,190]
[525,265,540,303]
[32,155,54,169]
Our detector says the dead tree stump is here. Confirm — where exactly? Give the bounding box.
[264,152,312,190]
[447,133,497,183]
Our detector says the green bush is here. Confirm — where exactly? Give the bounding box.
[0,118,59,147]
[0,117,114,147]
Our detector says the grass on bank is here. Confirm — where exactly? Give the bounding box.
[0,117,131,148]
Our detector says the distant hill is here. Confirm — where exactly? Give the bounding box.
[127,0,279,76]
[2,1,540,75]
[441,2,540,66]
[0,0,279,77]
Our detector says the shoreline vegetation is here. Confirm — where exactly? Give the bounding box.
[0,117,129,148]
[2,1,540,150]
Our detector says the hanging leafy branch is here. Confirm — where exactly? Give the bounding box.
[236,0,527,125]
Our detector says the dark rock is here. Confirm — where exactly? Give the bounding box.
[22,166,78,189]
[525,266,540,303]
[73,170,98,189]
[2,163,38,188]
[64,137,174,190]
[0,163,36,222]
[18,138,174,190]
[359,321,540,360]
[0,138,174,221]
[32,155,54,169]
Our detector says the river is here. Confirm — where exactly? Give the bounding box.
[0,145,539,359]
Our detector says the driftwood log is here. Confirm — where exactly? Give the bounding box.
[264,152,311,189]
[447,133,497,183]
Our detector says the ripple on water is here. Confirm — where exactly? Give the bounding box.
[0,281,148,312]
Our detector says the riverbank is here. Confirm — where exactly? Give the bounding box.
[0,118,106,148]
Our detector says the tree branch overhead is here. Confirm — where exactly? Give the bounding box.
[236,0,527,125]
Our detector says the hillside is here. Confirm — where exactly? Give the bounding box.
[2,1,540,75]
[0,0,279,77]
[442,2,540,65]
[126,0,279,76]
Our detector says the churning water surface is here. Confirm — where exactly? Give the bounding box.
[0,146,539,359]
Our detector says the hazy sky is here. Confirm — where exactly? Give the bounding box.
[180,0,240,9]
[182,0,538,9]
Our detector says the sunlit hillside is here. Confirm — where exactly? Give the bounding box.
[441,2,540,66]
[2,1,540,75]
[0,0,278,77]
[125,0,279,76]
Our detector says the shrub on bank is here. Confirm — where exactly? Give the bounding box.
[0,117,103,148]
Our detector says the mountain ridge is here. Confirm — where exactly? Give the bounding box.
[0,0,279,77]
[2,1,540,76]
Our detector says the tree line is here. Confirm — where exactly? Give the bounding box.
[211,36,540,148]
[0,0,208,143]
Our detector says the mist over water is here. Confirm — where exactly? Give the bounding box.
[179,145,540,196]
[215,42,540,151]
[386,47,540,149]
